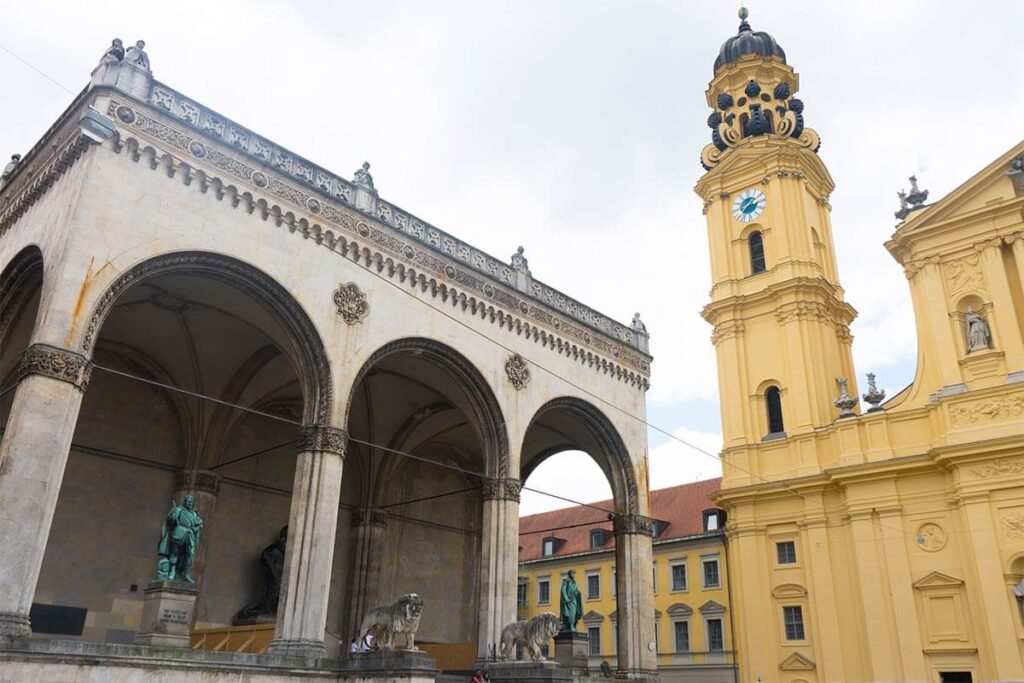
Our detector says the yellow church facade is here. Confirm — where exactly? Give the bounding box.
[696,10,1024,683]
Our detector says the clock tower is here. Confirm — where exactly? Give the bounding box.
[695,8,858,471]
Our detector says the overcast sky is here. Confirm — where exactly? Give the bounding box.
[2,1,1022,514]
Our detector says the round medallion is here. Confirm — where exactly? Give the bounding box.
[188,141,207,159]
[115,105,136,124]
[306,197,321,214]
[916,523,947,552]
[731,188,767,222]
[251,171,268,188]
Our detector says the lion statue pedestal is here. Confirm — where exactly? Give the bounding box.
[487,661,571,683]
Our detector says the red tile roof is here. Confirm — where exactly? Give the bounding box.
[518,478,723,563]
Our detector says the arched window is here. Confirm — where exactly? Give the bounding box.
[765,386,784,434]
[749,231,766,274]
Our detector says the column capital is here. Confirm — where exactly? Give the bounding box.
[352,507,388,528]
[0,611,31,639]
[16,343,92,391]
[481,477,522,502]
[295,425,347,456]
[613,513,655,537]
[174,469,221,496]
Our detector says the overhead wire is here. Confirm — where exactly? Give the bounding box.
[1,41,932,544]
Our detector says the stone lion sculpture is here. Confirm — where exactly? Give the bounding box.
[499,612,560,661]
[357,593,424,651]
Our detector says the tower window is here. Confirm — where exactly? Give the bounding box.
[766,386,784,434]
[749,231,766,274]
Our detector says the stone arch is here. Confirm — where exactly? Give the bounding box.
[344,336,509,480]
[522,396,639,516]
[0,245,44,352]
[80,251,332,425]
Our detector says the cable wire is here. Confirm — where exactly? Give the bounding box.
[0,43,77,96]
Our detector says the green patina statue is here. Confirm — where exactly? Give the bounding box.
[559,569,583,633]
[155,495,204,584]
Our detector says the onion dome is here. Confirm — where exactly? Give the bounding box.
[714,7,786,73]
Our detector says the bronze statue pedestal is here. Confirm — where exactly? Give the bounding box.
[553,631,589,677]
[135,580,198,648]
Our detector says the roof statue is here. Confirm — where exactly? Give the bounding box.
[352,161,375,190]
[511,246,530,272]
[124,40,151,71]
[894,175,929,220]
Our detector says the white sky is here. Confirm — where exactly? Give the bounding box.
[3,1,1022,514]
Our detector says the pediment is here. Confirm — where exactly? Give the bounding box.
[913,571,964,590]
[779,652,816,671]
[698,600,726,615]
[898,140,1024,234]
[608,610,617,623]
[582,610,604,625]
[666,602,693,617]
[771,583,808,600]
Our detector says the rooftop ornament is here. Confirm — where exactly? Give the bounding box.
[1007,155,1024,192]
[833,377,857,418]
[862,372,885,412]
[352,161,375,191]
[894,175,929,220]
[0,154,21,191]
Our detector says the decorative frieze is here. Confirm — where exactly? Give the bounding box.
[352,508,388,528]
[295,425,348,456]
[613,513,655,537]
[120,85,646,356]
[1003,512,1024,540]
[969,456,1024,477]
[0,134,93,236]
[504,353,530,390]
[944,253,987,297]
[105,100,650,390]
[333,282,369,324]
[16,344,92,391]
[948,391,1024,427]
[174,469,221,496]
[481,478,522,502]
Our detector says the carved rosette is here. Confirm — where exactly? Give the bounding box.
[352,508,388,528]
[613,513,655,537]
[174,469,222,496]
[16,344,92,391]
[504,353,530,390]
[332,282,369,324]
[296,425,348,456]
[481,478,522,502]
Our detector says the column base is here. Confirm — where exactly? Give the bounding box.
[134,581,198,648]
[266,637,326,658]
[0,611,31,640]
[613,669,660,682]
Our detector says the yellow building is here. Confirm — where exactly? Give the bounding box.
[695,9,1024,683]
[517,479,736,683]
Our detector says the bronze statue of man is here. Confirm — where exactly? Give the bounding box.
[155,495,203,584]
[234,525,288,623]
[559,569,583,633]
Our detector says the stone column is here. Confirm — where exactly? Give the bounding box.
[613,514,657,680]
[345,507,388,638]
[268,425,347,658]
[0,344,90,639]
[846,509,901,682]
[173,469,221,589]
[477,478,521,662]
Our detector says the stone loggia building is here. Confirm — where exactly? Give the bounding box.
[0,41,659,681]
[698,10,1024,683]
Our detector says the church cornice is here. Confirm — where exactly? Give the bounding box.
[702,276,857,327]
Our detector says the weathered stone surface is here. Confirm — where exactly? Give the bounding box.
[487,660,571,683]
[553,632,589,676]
[135,581,198,647]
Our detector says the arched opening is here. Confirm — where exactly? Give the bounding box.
[0,246,45,436]
[765,386,785,436]
[518,397,640,669]
[748,231,766,275]
[31,252,331,648]
[340,338,507,667]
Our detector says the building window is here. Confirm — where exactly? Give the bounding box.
[654,620,660,652]
[783,606,805,641]
[766,386,784,434]
[651,520,668,538]
[590,529,609,549]
[652,562,658,594]
[706,618,724,651]
[587,571,601,600]
[749,231,766,274]
[538,579,550,605]
[673,620,690,652]
[776,541,797,565]
[588,626,601,656]
[612,568,616,598]
[671,562,687,592]
[542,539,555,556]
[702,558,720,589]
[939,673,973,683]
[517,581,528,607]
[703,508,724,532]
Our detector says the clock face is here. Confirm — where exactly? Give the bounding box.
[732,188,767,223]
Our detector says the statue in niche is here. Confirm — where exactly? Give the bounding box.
[233,526,288,624]
[353,161,375,190]
[965,306,992,352]
[124,40,150,71]
[99,38,124,65]
[559,569,583,633]
[154,495,203,584]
